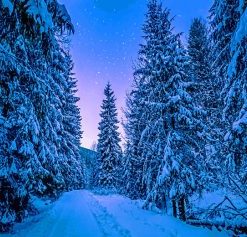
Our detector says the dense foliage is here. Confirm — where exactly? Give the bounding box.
[0,0,82,232]
[122,0,247,232]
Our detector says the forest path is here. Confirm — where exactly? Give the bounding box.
[8,191,104,237]
[4,190,227,237]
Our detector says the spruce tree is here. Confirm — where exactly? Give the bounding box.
[188,18,216,111]
[0,1,55,230]
[140,8,206,220]
[210,0,239,80]
[210,0,246,172]
[124,1,206,221]
[123,0,162,200]
[208,0,247,223]
[223,1,247,172]
[97,83,122,190]
[187,18,222,189]
[58,54,84,191]
[123,80,148,199]
[0,0,82,231]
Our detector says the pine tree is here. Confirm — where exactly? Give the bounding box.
[210,0,239,80]
[140,8,206,220]
[187,18,223,189]
[123,80,148,199]
[124,1,206,221]
[223,1,247,172]
[0,1,54,230]
[0,0,82,231]
[123,0,162,200]
[97,83,122,190]
[188,18,216,111]
[210,0,246,172]
[209,0,247,223]
[58,54,84,191]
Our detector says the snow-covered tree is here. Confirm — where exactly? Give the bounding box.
[188,18,216,111]
[0,1,54,230]
[223,1,247,172]
[123,0,162,200]
[97,83,122,190]
[0,0,82,231]
[142,11,206,221]
[123,81,148,199]
[207,1,247,226]
[187,18,224,190]
[58,54,84,190]
[124,1,206,221]
[210,0,246,172]
[210,0,239,80]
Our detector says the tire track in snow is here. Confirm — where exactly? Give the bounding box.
[85,191,131,237]
[94,196,178,237]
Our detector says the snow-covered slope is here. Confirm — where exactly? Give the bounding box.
[3,190,228,237]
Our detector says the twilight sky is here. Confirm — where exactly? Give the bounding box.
[61,0,212,149]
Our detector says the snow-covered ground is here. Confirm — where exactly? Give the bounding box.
[3,190,228,237]
[190,189,247,227]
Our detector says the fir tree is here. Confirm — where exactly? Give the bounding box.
[210,0,246,171]
[188,18,216,111]
[187,18,223,190]
[124,1,206,221]
[0,0,82,231]
[97,83,122,190]
[140,9,206,220]
[123,0,162,200]
[123,80,148,199]
[207,1,247,225]
[59,54,84,190]
[0,1,54,230]
[210,0,239,80]
[223,1,247,172]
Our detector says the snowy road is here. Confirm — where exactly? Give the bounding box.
[4,190,227,237]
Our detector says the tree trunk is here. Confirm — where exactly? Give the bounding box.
[178,196,186,221]
[156,194,167,212]
[172,199,177,218]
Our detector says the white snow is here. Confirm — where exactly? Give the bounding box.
[26,0,53,33]
[94,193,227,237]
[190,189,247,227]
[231,8,247,52]
[2,0,13,13]
[3,190,228,237]
[228,8,247,77]
[232,111,247,133]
